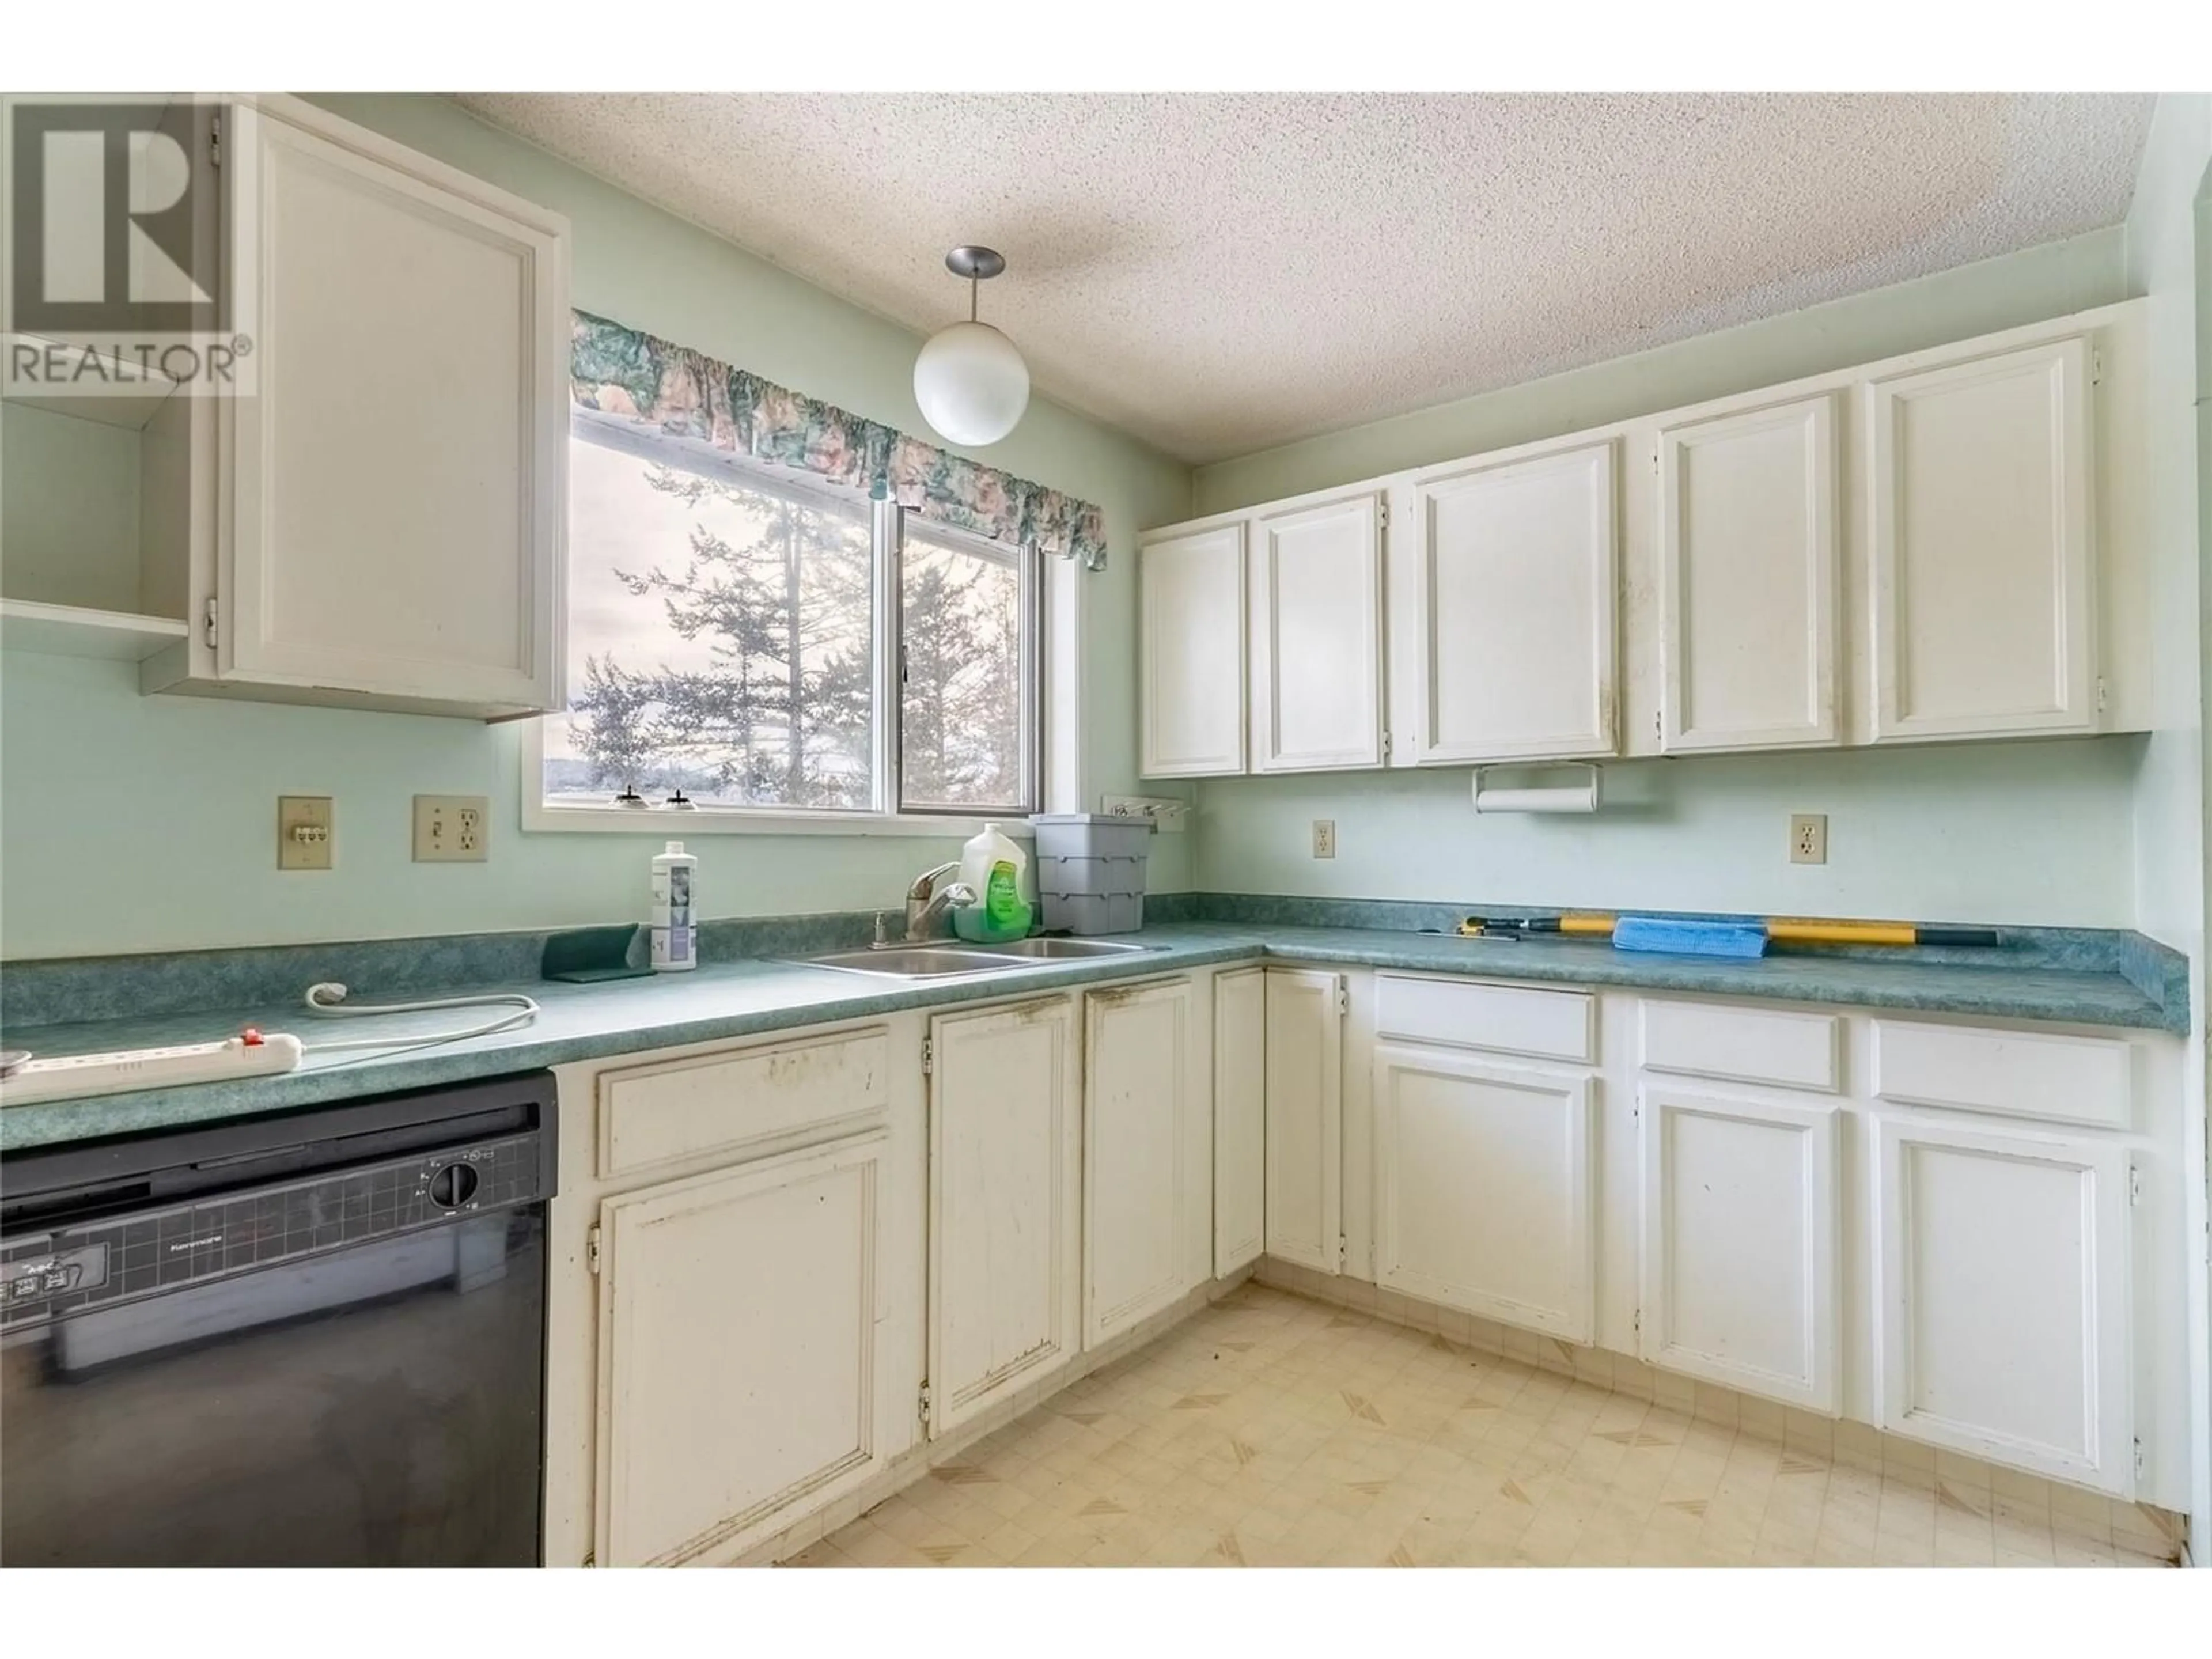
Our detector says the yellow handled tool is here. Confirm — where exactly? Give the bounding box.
[1462,915,1997,948]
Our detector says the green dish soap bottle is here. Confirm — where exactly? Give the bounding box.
[952,822,1032,943]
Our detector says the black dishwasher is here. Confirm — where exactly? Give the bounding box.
[0,1071,555,1567]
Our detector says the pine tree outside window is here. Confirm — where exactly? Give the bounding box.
[547,414,1041,820]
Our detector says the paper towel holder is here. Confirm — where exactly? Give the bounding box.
[1471,763,1602,815]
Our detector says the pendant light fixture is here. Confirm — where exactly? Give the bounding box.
[914,245,1030,448]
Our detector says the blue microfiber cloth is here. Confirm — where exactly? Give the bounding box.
[1612,916,1769,959]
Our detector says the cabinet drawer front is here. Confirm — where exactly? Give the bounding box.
[597,1028,891,1177]
[1640,1000,1840,1093]
[1872,1021,2131,1131]
[1375,975,1594,1063]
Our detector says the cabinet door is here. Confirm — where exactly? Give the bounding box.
[927,998,1081,1436]
[1139,524,1247,777]
[1249,493,1384,771]
[1085,979,1195,1346]
[221,100,567,713]
[1408,442,1617,762]
[1868,338,2095,741]
[1372,1045,1595,1341]
[594,1129,889,1566]
[1639,1085,1839,1412]
[1873,1116,2132,1493]
[1658,396,1839,751]
[1213,968,1267,1277]
[1264,968,1343,1274]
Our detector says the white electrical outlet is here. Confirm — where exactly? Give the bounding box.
[1790,813,1828,865]
[414,795,490,863]
[1312,819,1337,859]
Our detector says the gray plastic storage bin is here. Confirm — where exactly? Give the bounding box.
[1031,813,1150,934]
[1029,813,1152,861]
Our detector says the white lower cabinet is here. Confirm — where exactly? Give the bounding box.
[926,999,1082,1438]
[1264,968,1344,1274]
[593,1129,892,1566]
[1372,1044,1596,1342]
[1212,968,1267,1276]
[1084,979,1198,1347]
[1872,1115,2134,1494]
[1638,1085,1839,1412]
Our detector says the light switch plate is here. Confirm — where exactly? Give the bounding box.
[1790,813,1828,865]
[278,796,334,871]
[414,795,490,862]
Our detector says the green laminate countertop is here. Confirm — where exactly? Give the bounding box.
[0,922,2180,1154]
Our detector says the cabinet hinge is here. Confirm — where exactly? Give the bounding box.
[1336,978,1350,1017]
[917,1380,932,1422]
[1653,708,1663,744]
[209,110,221,169]
[1633,1309,1641,1342]
[2092,347,2104,386]
[1378,501,1389,530]
[1338,1232,1348,1268]
[202,597,219,650]
[2133,1437,2145,1480]
[2128,1164,2142,1207]
[921,1037,933,1075]
[1381,730,1393,759]
[586,1224,602,1274]
[2096,676,2109,716]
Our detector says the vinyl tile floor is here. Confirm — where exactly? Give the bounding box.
[791,1283,2174,1569]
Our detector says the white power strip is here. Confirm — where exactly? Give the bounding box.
[0,1031,304,1107]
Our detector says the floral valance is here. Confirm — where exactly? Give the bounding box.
[569,309,1108,571]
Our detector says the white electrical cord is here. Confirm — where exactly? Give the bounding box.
[298,982,540,1058]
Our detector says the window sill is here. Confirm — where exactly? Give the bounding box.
[522,799,1038,839]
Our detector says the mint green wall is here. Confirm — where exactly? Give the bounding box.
[1192,228,2128,517]
[0,96,1192,960]
[1185,230,2153,927]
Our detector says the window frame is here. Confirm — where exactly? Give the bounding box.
[891,509,1046,820]
[526,416,1048,836]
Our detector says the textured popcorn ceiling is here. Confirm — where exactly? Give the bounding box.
[456,93,2153,465]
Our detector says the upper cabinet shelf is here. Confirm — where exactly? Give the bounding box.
[1,95,571,721]
[1137,302,2149,778]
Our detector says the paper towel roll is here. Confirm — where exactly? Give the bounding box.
[1471,766,1601,814]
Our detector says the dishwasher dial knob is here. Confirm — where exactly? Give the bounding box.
[427,1162,479,1209]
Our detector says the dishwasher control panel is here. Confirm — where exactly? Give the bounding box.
[1,1131,543,1330]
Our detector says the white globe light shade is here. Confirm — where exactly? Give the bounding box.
[914,320,1030,446]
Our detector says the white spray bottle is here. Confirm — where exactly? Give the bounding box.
[650,841,698,971]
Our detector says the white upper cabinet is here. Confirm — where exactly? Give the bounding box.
[1657,396,1839,752]
[1406,441,1618,762]
[1138,304,2141,772]
[1138,523,1247,777]
[1872,1115,2133,1493]
[1867,337,2096,741]
[1249,493,1385,771]
[207,97,569,716]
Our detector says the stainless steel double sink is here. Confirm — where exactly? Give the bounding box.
[790,936,1157,980]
